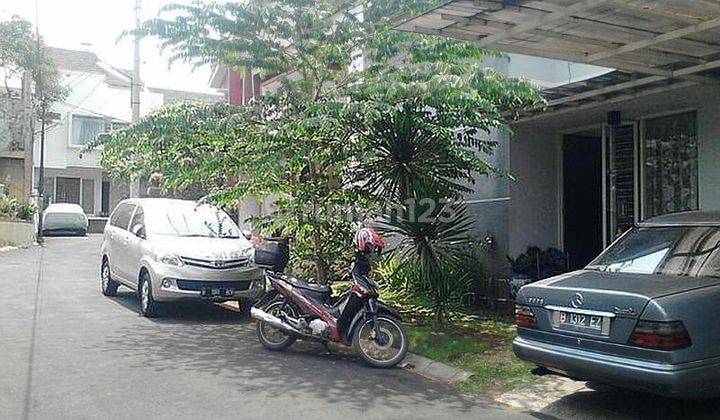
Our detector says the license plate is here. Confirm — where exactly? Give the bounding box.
[201,288,234,298]
[553,311,609,335]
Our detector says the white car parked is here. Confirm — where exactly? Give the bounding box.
[42,203,88,236]
[100,198,264,317]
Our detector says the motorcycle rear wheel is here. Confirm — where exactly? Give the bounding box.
[353,315,408,368]
[257,300,298,351]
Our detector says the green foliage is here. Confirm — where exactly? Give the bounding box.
[376,244,490,326]
[16,202,37,221]
[0,194,35,221]
[408,321,535,396]
[341,40,541,325]
[0,195,18,219]
[128,1,444,100]
[96,0,544,290]
[0,16,65,106]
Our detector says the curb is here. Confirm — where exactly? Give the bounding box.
[400,353,474,384]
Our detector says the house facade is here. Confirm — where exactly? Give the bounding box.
[0,84,33,202]
[38,47,222,216]
[399,0,720,272]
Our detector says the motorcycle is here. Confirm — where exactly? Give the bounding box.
[249,233,409,368]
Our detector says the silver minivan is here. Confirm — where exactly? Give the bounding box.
[100,198,264,317]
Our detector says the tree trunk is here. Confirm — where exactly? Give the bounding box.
[433,293,445,330]
[433,307,445,331]
[314,229,328,284]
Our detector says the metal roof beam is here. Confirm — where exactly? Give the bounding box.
[473,0,612,47]
[408,24,720,85]
[585,17,720,62]
[432,15,719,84]
[516,81,697,124]
[441,13,709,64]
[545,58,720,108]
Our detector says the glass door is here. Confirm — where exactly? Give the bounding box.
[602,123,639,248]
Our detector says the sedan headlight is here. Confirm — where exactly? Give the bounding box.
[156,253,184,267]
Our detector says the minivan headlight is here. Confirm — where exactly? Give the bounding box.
[157,253,184,267]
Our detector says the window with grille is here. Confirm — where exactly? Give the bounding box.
[642,112,698,219]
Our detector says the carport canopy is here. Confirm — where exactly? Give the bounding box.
[396,0,720,120]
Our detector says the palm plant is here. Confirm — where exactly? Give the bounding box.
[379,199,474,326]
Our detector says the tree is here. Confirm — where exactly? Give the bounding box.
[96,1,544,293]
[343,39,542,325]
[0,16,64,107]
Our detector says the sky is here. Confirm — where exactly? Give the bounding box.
[0,0,216,94]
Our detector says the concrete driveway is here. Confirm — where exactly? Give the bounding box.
[0,235,529,420]
[499,375,720,420]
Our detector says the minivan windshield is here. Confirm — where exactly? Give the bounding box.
[588,226,720,278]
[146,203,242,239]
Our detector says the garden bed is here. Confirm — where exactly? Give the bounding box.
[407,316,536,398]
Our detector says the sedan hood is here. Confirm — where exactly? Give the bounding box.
[151,235,252,261]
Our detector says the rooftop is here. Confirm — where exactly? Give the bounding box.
[48,47,135,88]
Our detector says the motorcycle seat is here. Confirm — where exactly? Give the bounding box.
[277,274,331,294]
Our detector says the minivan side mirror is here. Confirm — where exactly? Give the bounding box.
[131,223,146,239]
[242,229,252,240]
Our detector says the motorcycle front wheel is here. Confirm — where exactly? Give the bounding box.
[257,300,298,351]
[353,315,408,368]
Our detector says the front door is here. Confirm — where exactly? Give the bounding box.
[125,205,145,284]
[563,135,603,269]
[56,177,81,205]
[602,123,638,247]
[108,203,136,285]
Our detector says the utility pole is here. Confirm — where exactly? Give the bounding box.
[130,0,141,197]
[35,0,46,243]
[131,0,141,123]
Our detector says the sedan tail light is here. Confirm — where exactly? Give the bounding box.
[515,304,536,329]
[629,320,691,351]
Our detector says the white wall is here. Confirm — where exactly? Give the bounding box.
[35,69,165,172]
[698,101,720,210]
[508,125,561,257]
[0,219,35,247]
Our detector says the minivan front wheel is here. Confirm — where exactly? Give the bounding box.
[101,258,119,297]
[138,271,160,318]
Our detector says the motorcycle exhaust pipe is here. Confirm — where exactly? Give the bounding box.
[250,307,304,336]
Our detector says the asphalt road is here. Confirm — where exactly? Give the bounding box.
[0,235,529,420]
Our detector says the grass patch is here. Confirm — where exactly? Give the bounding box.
[407,315,535,397]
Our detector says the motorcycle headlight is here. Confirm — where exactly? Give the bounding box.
[156,252,184,267]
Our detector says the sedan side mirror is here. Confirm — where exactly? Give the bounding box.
[131,223,146,239]
[242,230,252,240]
